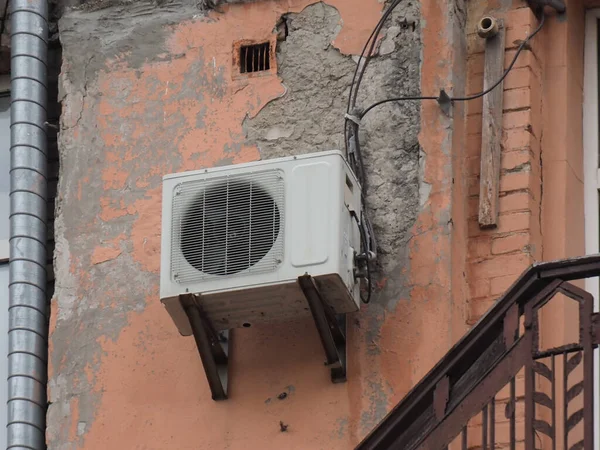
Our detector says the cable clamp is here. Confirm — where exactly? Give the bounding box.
[344,113,362,126]
[436,89,452,116]
[347,136,357,157]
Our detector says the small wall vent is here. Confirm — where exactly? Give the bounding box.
[240,42,271,73]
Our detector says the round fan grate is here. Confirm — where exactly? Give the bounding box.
[180,179,281,276]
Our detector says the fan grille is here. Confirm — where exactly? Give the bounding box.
[171,169,285,283]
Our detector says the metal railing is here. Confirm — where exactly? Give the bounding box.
[357,255,600,450]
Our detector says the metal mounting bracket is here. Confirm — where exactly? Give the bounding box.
[181,277,347,399]
[436,89,452,117]
[298,274,348,383]
[181,293,230,401]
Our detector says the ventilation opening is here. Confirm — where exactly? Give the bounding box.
[180,179,282,276]
[240,42,271,74]
[345,175,354,192]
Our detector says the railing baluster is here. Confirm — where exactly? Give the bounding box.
[482,405,488,450]
[525,304,535,450]
[563,351,568,450]
[582,296,594,449]
[551,354,556,450]
[490,397,495,450]
[510,377,516,450]
[462,426,468,450]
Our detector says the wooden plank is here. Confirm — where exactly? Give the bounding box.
[478,21,506,229]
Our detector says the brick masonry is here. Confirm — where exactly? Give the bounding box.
[465,5,543,326]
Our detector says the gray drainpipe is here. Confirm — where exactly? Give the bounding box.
[8,0,49,448]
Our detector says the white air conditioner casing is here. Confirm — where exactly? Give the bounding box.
[160,150,362,336]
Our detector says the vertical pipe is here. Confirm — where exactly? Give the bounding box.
[8,0,49,448]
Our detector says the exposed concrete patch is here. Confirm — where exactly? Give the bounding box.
[358,377,394,436]
[246,2,421,277]
[376,0,466,407]
[56,0,242,113]
[379,26,400,55]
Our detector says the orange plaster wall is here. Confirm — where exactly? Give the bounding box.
[49,0,594,446]
[541,0,586,267]
[49,0,464,449]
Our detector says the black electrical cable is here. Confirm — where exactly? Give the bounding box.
[452,13,544,101]
[345,0,406,232]
[359,13,546,120]
[351,212,372,304]
[343,1,406,280]
[350,0,402,111]
[345,0,403,166]
[346,0,403,115]
[360,95,438,120]
[343,4,546,307]
[347,122,366,189]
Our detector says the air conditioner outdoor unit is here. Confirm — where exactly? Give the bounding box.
[160,150,362,337]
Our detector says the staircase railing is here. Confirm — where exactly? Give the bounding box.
[356,255,600,450]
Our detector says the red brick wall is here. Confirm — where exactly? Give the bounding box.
[465,6,543,325]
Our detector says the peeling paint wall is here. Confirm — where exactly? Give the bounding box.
[48,0,464,448]
[246,2,422,279]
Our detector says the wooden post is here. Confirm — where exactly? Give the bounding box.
[478,17,505,229]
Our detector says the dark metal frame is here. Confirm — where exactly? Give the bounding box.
[181,293,230,401]
[298,274,348,383]
[356,255,600,450]
[183,275,349,400]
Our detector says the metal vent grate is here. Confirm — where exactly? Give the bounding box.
[240,42,271,73]
[171,170,284,283]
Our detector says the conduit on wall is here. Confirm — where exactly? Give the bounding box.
[8,0,49,448]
